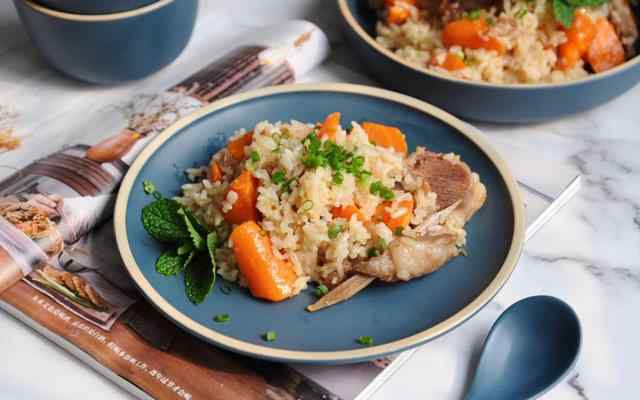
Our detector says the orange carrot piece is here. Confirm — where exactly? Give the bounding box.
[442,53,466,71]
[568,12,597,54]
[557,12,596,70]
[385,0,417,5]
[318,112,341,140]
[362,121,408,155]
[557,42,582,70]
[374,198,414,230]
[587,18,625,73]
[230,221,297,302]
[442,18,505,54]
[223,170,259,225]
[331,204,366,222]
[387,5,410,25]
[227,132,253,160]
[208,160,223,182]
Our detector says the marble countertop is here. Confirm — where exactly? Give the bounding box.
[1,1,638,399]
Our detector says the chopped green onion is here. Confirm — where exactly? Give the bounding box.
[300,199,314,214]
[367,247,381,258]
[465,9,482,19]
[263,330,277,342]
[271,170,286,185]
[142,180,156,195]
[394,227,404,236]
[514,8,528,18]
[315,284,329,297]
[332,171,344,185]
[328,223,343,239]
[250,150,260,163]
[486,16,496,26]
[370,181,395,201]
[214,314,230,323]
[356,335,374,346]
[377,238,388,251]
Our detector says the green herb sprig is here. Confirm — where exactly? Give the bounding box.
[141,180,218,304]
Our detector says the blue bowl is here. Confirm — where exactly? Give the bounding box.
[13,0,197,84]
[114,84,525,363]
[34,0,157,14]
[338,0,640,123]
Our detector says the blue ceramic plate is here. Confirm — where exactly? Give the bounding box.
[114,84,525,363]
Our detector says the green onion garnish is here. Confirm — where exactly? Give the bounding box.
[214,314,230,323]
[250,150,260,163]
[370,181,395,201]
[271,170,286,185]
[328,223,343,239]
[315,284,329,297]
[356,336,374,346]
[300,199,314,214]
[263,330,277,342]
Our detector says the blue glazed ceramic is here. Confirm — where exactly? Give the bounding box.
[338,0,640,123]
[35,0,157,14]
[13,0,197,84]
[114,84,525,363]
[466,296,581,400]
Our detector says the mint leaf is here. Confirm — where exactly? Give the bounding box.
[178,207,204,251]
[141,198,189,242]
[553,0,575,28]
[184,253,215,304]
[156,250,185,276]
[177,242,193,256]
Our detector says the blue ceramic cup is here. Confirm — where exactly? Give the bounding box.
[33,0,158,14]
[14,0,198,84]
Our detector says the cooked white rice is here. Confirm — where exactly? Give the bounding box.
[376,0,612,83]
[177,119,467,294]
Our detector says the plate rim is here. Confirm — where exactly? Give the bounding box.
[114,83,526,363]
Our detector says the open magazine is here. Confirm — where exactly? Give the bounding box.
[0,21,580,400]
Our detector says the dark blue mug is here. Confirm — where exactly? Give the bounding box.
[14,0,198,84]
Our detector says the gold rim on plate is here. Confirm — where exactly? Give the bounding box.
[114,83,526,363]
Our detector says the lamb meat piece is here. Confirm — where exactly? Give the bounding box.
[609,0,639,57]
[407,147,472,209]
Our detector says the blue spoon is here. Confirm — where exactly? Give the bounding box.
[465,296,581,400]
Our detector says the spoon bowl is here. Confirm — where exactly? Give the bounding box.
[466,296,581,400]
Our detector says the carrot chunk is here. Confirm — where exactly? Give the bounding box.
[587,18,625,73]
[442,18,505,54]
[208,160,223,182]
[331,204,366,222]
[374,198,414,230]
[362,122,408,155]
[223,170,259,225]
[230,221,297,302]
[387,5,410,24]
[227,132,253,160]
[557,12,596,70]
[442,53,466,71]
[318,112,341,140]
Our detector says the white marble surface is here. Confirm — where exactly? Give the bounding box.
[0,1,638,399]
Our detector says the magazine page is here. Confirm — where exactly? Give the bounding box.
[0,21,335,400]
